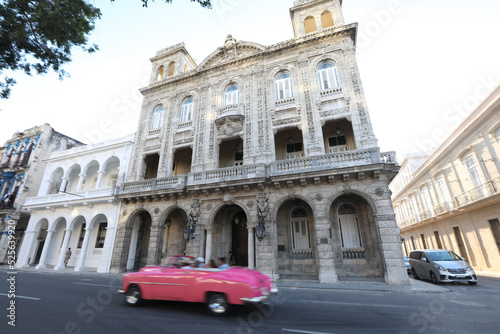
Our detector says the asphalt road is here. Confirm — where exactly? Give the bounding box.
[1,270,499,334]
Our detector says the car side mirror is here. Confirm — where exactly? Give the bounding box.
[421,258,427,262]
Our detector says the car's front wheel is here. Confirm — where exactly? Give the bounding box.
[430,272,439,284]
[411,268,420,280]
[207,292,231,316]
[124,285,142,306]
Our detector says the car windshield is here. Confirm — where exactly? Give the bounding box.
[426,251,461,261]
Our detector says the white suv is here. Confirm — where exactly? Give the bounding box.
[409,249,477,285]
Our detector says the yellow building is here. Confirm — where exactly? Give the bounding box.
[390,85,500,273]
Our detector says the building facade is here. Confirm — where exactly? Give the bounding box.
[0,124,83,264]
[110,0,409,285]
[15,134,134,273]
[391,85,500,273]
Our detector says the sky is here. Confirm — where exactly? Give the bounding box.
[1,0,500,162]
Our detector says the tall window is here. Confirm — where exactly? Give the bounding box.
[95,223,107,248]
[275,73,293,100]
[465,156,483,187]
[150,106,164,130]
[224,85,239,105]
[410,195,419,219]
[157,66,164,81]
[420,234,427,249]
[437,176,452,204]
[77,224,86,249]
[291,207,310,249]
[328,134,347,153]
[180,98,194,123]
[434,231,443,249]
[421,186,434,217]
[168,62,175,76]
[338,204,362,248]
[286,139,303,159]
[317,62,339,90]
[489,219,500,253]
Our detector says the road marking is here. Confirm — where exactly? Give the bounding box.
[305,300,413,308]
[0,293,41,300]
[282,329,335,334]
[74,282,119,288]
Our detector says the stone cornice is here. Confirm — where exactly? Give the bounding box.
[140,24,357,97]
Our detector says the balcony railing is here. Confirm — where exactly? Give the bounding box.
[433,201,453,215]
[177,121,192,131]
[118,150,396,195]
[120,176,186,194]
[419,210,431,221]
[270,148,378,175]
[320,87,342,99]
[24,187,116,206]
[455,176,500,207]
[217,104,243,118]
[275,97,296,108]
[342,248,366,260]
[188,164,266,185]
[291,250,314,260]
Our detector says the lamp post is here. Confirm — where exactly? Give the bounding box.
[164,218,172,259]
[183,213,195,242]
[256,207,266,241]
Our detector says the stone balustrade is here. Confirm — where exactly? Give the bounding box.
[24,187,115,206]
[320,87,342,98]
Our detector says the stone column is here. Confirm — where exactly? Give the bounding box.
[205,228,212,262]
[314,215,338,284]
[147,214,163,266]
[74,226,93,272]
[16,231,37,269]
[247,224,255,270]
[95,171,105,189]
[76,174,86,191]
[54,229,72,270]
[97,226,115,273]
[484,132,500,176]
[59,178,68,192]
[36,229,55,269]
[375,213,410,285]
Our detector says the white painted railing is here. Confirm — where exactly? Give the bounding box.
[455,176,500,207]
[120,176,186,194]
[24,187,115,206]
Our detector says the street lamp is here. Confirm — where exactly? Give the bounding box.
[256,206,266,241]
[183,213,195,242]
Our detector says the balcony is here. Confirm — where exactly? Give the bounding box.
[433,201,454,215]
[320,87,342,99]
[119,149,395,196]
[24,187,116,206]
[217,104,243,118]
[454,176,500,207]
[275,97,296,109]
[120,176,186,195]
[188,164,266,185]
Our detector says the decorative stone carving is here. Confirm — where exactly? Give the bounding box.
[215,115,245,138]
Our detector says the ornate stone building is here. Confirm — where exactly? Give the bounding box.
[0,124,83,264]
[110,0,409,285]
[391,85,500,273]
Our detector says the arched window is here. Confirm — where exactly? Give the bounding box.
[157,66,164,81]
[338,204,362,248]
[420,186,434,217]
[436,175,452,205]
[464,156,484,188]
[180,98,194,123]
[304,16,317,34]
[224,85,239,105]
[290,207,310,249]
[317,62,339,90]
[275,73,294,100]
[150,106,164,130]
[168,62,175,76]
[321,10,334,28]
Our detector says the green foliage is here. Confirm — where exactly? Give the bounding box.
[0,0,213,99]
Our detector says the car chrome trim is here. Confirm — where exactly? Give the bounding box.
[118,290,125,294]
[241,295,269,304]
[124,281,189,286]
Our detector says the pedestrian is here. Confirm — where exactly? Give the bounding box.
[196,257,205,268]
[64,247,72,266]
[229,251,236,266]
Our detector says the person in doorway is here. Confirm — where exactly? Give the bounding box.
[229,251,236,266]
[218,257,229,269]
[64,248,72,266]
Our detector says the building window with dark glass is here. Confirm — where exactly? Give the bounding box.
[328,134,347,153]
[286,141,303,159]
[95,223,107,248]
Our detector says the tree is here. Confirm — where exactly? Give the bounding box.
[0,0,212,99]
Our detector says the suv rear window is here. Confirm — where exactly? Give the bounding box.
[409,251,421,260]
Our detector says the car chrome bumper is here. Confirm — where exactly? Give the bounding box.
[118,289,125,294]
[241,284,278,304]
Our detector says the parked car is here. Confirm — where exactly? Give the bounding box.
[119,255,278,315]
[408,249,477,285]
[404,256,411,274]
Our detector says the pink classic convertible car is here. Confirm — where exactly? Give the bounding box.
[119,256,278,315]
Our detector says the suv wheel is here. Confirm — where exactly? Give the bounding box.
[411,268,420,280]
[430,272,439,284]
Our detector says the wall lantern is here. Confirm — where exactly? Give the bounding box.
[234,216,240,225]
[183,213,195,242]
[166,218,172,228]
[336,127,341,135]
[255,224,265,241]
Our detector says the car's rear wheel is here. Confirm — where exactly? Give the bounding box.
[468,281,478,285]
[411,268,420,280]
[124,285,142,306]
[207,293,231,316]
[430,272,439,284]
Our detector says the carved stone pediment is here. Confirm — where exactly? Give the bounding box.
[215,115,245,138]
[198,37,266,70]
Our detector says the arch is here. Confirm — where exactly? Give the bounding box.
[317,61,340,90]
[330,194,385,278]
[271,193,315,221]
[65,164,82,192]
[276,198,318,280]
[274,72,294,100]
[197,41,266,70]
[304,16,317,34]
[224,84,239,105]
[47,167,65,195]
[82,160,100,190]
[321,10,334,28]
[180,97,194,123]
[150,104,164,130]
[102,156,120,188]
[160,208,189,260]
[167,61,175,76]
[157,65,164,81]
